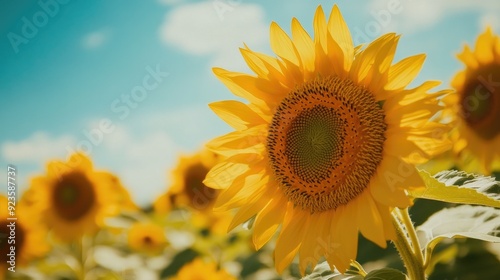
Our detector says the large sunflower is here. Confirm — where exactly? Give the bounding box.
[204,5,450,274]
[443,27,500,174]
[29,153,119,242]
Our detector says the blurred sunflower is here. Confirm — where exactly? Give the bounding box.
[172,258,235,280]
[127,222,168,255]
[154,149,232,234]
[205,5,450,274]
[443,27,500,174]
[0,195,50,269]
[105,173,138,211]
[29,153,119,242]
[168,149,220,211]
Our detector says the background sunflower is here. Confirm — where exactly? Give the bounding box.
[443,27,500,174]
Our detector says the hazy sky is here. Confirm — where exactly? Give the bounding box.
[1,0,499,206]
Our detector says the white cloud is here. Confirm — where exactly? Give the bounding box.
[0,104,229,207]
[1,132,76,163]
[159,1,268,70]
[367,0,500,34]
[97,124,180,206]
[82,29,111,50]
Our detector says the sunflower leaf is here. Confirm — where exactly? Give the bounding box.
[416,205,500,253]
[364,268,406,280]
[301,262,363,280]
[410,170,500,208]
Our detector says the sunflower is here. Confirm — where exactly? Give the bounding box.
[167,149,220,211]
[204,5,450,274]
[29,153,119,242]
[155,149,233,235]
[172,258,235,280]
[105,173,139,211]
[443,27,500,174]
[0,195,50,270]
[127,222,168,255]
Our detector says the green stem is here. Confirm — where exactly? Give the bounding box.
[76,236,89,280]
[397,208,425,265]
[391,210,426,280]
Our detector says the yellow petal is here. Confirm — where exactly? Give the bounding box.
[313,6,328,52]
[206,126,267,158]
[385,103,442,128]
[385,54,426,91]
[369,35,400,96]
[212,68,276,107]
[291,18,315,74]
[298,211,329,275]
[370,156,420,208]
[204,160,250,190]
[240,47,285,83]
[475,27,495,64]
[214,170,269,211]
[350,33,396,84]
[228,185,277,232]
[326,32,346,77]
[375,203,397,240]
[327,5,354,71]
[456,45,478,69]
[275,207,307,273]
[253,195,287,249]
[209,101,266,131]
[270,21,300,66]
[332,205,358,268]
[357,192,387,248]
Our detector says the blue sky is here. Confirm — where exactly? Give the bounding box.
[1,0,499,206]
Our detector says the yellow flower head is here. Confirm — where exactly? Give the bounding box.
[205,5,450,274]
[172,258,236,280]
[159,149,220,212]
[29,153,120,242]
[444,27,500,174]
[154,149,233,234]
[0,195,50,268]
[127,222,168,255]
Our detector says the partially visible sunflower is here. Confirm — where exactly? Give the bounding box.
[168,149,220,211]
[0,195,50,270]
[127,222,168,255]
[443,27,500,174]
[172,258,236,280]
[205,5,450,274]
[104,173,139,211]
[29,153,119,242]
[154,149,232,234]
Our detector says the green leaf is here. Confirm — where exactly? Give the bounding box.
[364,268,406,280]
[411,170,500,208]
[416,205,500,253]
[301,262,363,280]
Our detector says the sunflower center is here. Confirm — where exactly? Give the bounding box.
[267,76,386,213]
[184,163,218,210]
[143,235,153,245]
[53,172,96,221]
[460,64,500,139]
[286,106,344,182]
